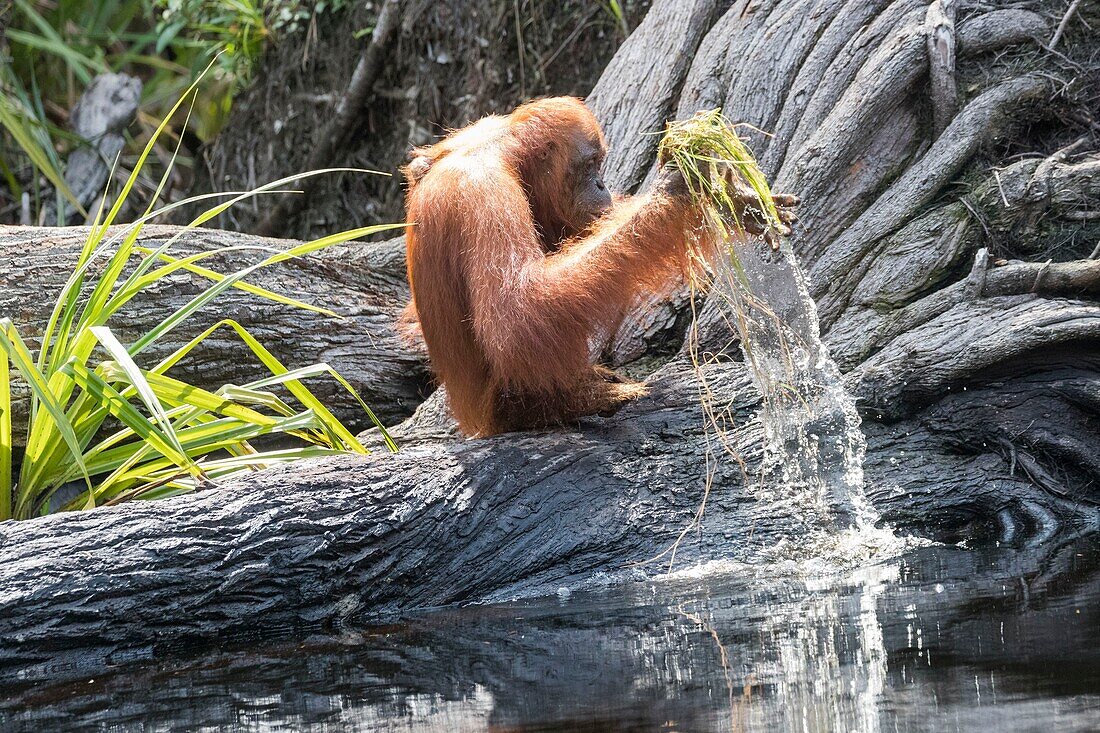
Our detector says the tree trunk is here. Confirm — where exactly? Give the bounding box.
[2,0,1099,679]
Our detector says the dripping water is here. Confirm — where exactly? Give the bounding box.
[707,235,873,532]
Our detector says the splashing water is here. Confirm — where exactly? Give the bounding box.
[707,235,874,532]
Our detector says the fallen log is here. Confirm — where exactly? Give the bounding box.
[0,225,428,442]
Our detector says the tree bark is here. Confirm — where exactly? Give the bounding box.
[2,0,1099,679]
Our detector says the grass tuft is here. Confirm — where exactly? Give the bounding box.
[657,108,781,241]
[0,78,399,521]
[645,109,788,571]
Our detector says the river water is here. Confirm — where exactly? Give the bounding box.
[3,534,1097,732]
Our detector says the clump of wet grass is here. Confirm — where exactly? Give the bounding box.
[647,109,792,571]
[658,108,782,241]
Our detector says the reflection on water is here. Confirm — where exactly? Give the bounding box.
[3,536,1099,732]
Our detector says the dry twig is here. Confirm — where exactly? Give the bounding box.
[254,0,403,237]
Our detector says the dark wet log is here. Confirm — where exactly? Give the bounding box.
[0,225,427,440]
[3,351,1097,678]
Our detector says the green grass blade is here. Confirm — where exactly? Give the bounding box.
[176,446,344,473]
[59,360,200,478]
[119,245,339,318]
[11,0,97,83]
[95,57,218,234]
[0,345,11,521]
[0,96,84,214]
[218,385,298,417]
[98,200,291,308]
[90,326,196,473]
[36,159,117,375]
[246,361,396,452]
[99,165,390,320]
[0,320,93,510]
[181,319,369,453]
[139,370,279,427]
[84,413,324,500]
[182,168,389,229]
[130,223,403,356]
[47,189,297,349]
[5,29,99,83]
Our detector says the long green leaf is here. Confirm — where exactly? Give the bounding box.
[0,320,92,513]
[139,370,279,427]
[0,96,84,213]
[91,327,196,474]
[98,164,390,322]
[36,164,115,376]
[0,346,11,521]
[59,361,200,479]
[165,319,369,452]
[39,187,297,371]
[84,412,326,500]
[246,360,395,452]
[94,68,209,232]
[130,223,403,355]
[130,246,339,318]
[5,29,100,82]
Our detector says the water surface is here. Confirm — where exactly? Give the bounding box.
[4,535,1098,732]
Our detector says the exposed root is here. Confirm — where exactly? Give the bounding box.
[832,250,1100,371]
[1050,0,1084,50]
[763,0,907,179]
[809,74,1049,326]
[849,295,1100,421]
[956,9,1048,58]
[961,246,991,298]
[926,0,959,135]
[778,7,928,218]
[983,256,1100,297]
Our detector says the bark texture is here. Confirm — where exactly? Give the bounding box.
[1,0,1099,679]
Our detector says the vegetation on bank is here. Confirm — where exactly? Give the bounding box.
[0,75,399,521]
[0,0,354,225]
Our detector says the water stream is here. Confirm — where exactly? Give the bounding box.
[708,235,871,530]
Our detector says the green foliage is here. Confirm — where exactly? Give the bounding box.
[600,0,629,38]
[0,72,83,217]
[0,0,355,223]
[0,78,400,521]
[264,0,350,36]
[148,0,284,138]
[658,109,783,381]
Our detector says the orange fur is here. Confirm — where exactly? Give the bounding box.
[402,97,703,436]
